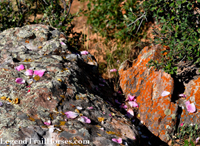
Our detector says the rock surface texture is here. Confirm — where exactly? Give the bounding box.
[0,25,139,146]
[119,45,200,143]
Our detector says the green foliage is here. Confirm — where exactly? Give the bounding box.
[82,0,147,42]
[171,124,200,145]
[144,0,200,75]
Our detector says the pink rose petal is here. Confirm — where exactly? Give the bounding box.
[78,116,91,123]
[25,69,34,76]
[185,100,190,106]
[161,91,170,97]
[34,70,45,77]
[80,51,89,55]
[180,123,184,126]
[110,69,117,72]
[112,138,122,144]
[127,109,134,118]
[120,103,128,109]
[179,94,186,98]
[87,106,93,110]
[196,137,200,144]
[60,42,66,46]
[15,64,24,71]
[128,101,139,108]
[186,102,196,113]
[65,111,79,119]
[44,120,51,126]
[15,78,25,84]
[126,94,136,101]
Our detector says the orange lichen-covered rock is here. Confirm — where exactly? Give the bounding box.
[119,45,178,142]
[180,77,200,125]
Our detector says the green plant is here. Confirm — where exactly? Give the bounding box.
[81,0,147,42]
[144,0,200,75]
[171,124,200,146]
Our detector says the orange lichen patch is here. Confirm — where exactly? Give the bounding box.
[60,95,65,98]
[25,40,29,43]
[12,98,19,104]
[1,96,7,100]
[28,116,35,121]
[59,121,66,126]
[98,117,105,122]
[38,46,42,49]
[23,58,33,62]
[34,75,40,81]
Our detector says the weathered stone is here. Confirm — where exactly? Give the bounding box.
[119,45,178,142]
[0,25,139,146]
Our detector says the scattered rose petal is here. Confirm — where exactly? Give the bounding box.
[110,69,117,72]
[109,114,113,117]
[81,51,89,55]
[185,101,196,113]
[25,69,34,76]
[60,42,66,46]
[196,137,200,144]
[180,123,184,126]
[15,64,24,71]
[87,106,93,110]
[76,106,83,110]
[179,94,186,98]
[112,138,122,144]
[161,91,170,97]
[126,94,136,101]
[0,102,3,107]
[120,103,128,109]
[185,100,190,106]
[100,127,104,131]
[44,120,51,126]
[28,89,30,93]
[115,99,121,104]
[34,70,45,77]
[65,111,79,119]
[128,101,139,108]
[126,109,134,118]
[78,116,91,123]
[15,78,25,84]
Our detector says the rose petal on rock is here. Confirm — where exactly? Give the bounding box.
[127,109,134,118]
[15,64,24,71]
[126,94,136,101]
[65,111,79,119]
[110,69,117,72]
[80,51,89,55]
[15,78,25,84]
[34,70,45,77]
[128,101,139,108]
[25,69,34,76]
[44,120,51,126]
[161,91,170,97]
[112,138,122,144]
[87,106,93,110]
[179,94,186,98]
[185,100,190,106]
[186,103,196,113]
[78,116,91,123]
[60,42,66,46]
